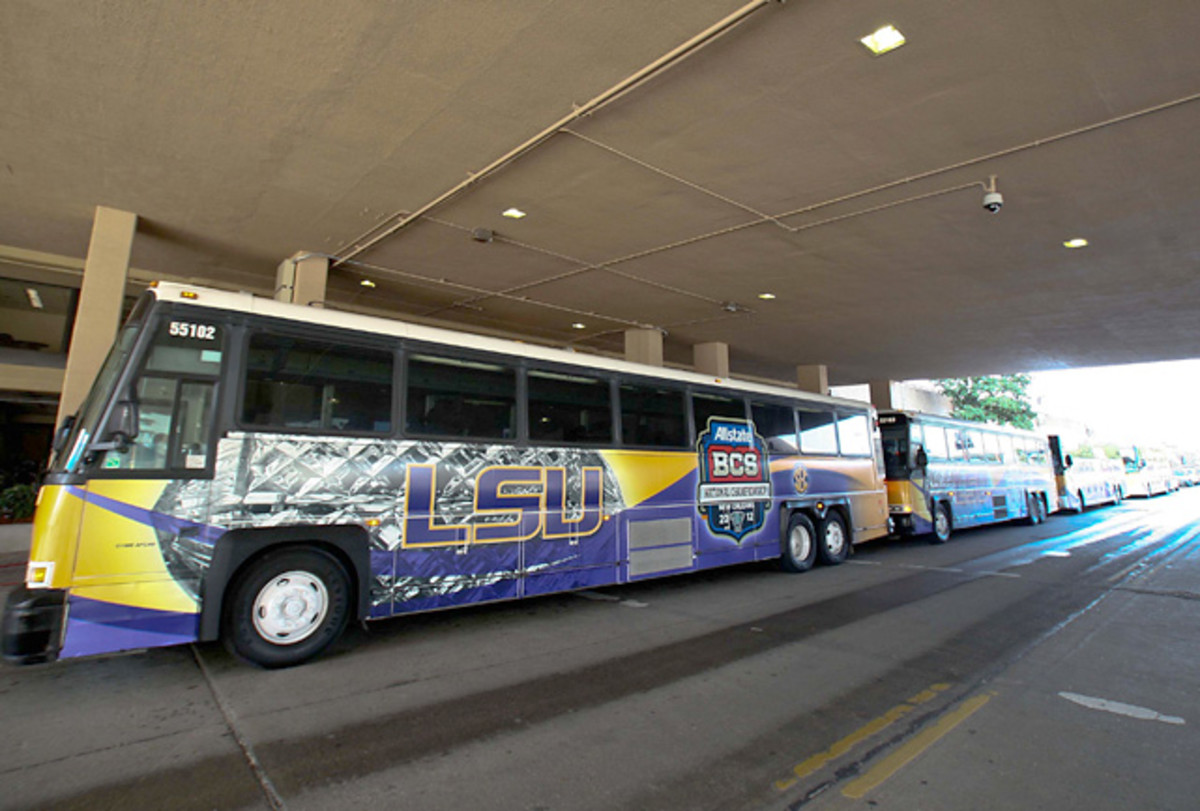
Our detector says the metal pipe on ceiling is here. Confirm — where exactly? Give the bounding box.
[332,0,776,267]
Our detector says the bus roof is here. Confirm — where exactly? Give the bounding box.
[149,281,872,411]
[878,408,1045,440]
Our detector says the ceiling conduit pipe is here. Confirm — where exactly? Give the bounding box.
[333,0,776,267]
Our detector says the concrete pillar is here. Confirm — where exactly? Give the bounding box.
[57,206,137,423]
[625,328,664,367]
[693,342,730,378]
[869,379,895,411]
[796,364,830,396]
[275,252,328,307]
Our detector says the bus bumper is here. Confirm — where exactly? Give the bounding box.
[2,587,66,664]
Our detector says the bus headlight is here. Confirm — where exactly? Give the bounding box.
[26,562,55,589]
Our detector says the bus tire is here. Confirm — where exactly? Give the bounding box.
[1025,493,1043,525]
[816,510,850,565]
[930,502,952,544]
[223,546,351,669]
[781,512,818,573]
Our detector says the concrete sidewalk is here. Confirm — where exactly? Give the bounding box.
[0,521,33,556]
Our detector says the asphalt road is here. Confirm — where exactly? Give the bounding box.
[3,488,1199,811]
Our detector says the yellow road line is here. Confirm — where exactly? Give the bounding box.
[773,683,951,792]
[841,691,994,799]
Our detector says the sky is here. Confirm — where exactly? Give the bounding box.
[1026,360,1200,451]
[833,359,1200,452]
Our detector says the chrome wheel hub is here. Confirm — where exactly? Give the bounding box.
[790,524,812,560]
[824,521,846,556]
[252,571,328,645]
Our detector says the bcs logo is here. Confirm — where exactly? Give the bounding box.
[696,418,771,541]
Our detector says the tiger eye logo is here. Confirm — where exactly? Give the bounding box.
[793,465,810,494]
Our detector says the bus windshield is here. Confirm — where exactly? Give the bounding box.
[880,421,912,480]
[51,293,153,473]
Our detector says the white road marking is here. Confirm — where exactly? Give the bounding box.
[1059,692,1185,725]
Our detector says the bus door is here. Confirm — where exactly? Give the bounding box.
[64,316,224,656]
[835,411,887,538]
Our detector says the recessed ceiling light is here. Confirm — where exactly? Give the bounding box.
[757,292,777,300]
[860,25,906,56]
[359,279,377,288]
[1063,238,1089,249]
[502,208,527,219]
[571,322,587,330]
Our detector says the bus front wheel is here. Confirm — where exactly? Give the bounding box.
[817,511,850,565]
[931,503,952,544]
[781,512,818,573]
[223,547,352,668]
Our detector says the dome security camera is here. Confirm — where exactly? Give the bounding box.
[982,190,1004,213]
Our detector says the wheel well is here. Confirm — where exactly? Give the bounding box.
[933,499,951,520]
[782,501,850,533]
[198,525,372,643]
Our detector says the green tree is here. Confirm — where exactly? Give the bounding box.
[935,374,1037,429]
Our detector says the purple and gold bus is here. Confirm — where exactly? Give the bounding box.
[4,282,889,667]
[879,410,1057,543]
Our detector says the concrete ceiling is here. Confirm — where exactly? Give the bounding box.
[2,0,1199,386]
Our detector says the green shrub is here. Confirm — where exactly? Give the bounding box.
[0,484,36,520]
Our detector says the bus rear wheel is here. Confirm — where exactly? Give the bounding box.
[1026,493,1044,525]
[817,511,850,565]
[223,547,351,668]
[931,503,952,544]
[781,512,818,573]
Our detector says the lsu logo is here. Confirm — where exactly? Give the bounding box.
[696,418,771,541]
[403,465,604,547]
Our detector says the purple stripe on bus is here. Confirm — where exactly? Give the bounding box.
[66,485,224,543]
[60,595,199,658]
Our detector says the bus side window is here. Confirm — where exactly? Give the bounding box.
[947,428,967,462]
[750,401,798,456]
[797,408,838,455]
[924,426,949,461]
[242,332,393,434]
[620,383,687,448]
[981,432,1001,463]
[528,370,612,444]
[836,412,872,456]
[692,393,746,434]
[963,430,984,463]
[406,354,516,440]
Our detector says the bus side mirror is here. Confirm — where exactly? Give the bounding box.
[93,400,139,453]
[52,415,76,453]
[914,447,928,469]
[1064,454,1074,468]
